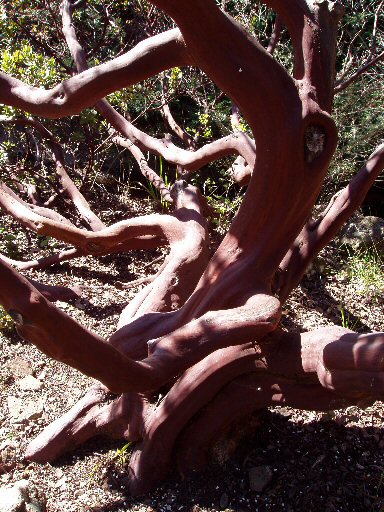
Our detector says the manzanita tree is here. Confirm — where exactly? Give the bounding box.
[0,0,383,495]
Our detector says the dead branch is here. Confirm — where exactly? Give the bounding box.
[0,116,106,231]
[335,51,384,94]
[61,0,173,202]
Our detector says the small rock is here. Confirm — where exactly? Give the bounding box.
[26,504,43,512]
[1,475,11,484]
[7,397,44,424]
[55,477,67,490]
[36,370,46,381]
[277,407,292,418]
[248,465,273,492]
[18,376,43,392]
[55,469,64,479]
[339,215,384,254]
[8,358,33,379]
[0,439,18,451]
[0,479,29,512]
[219,492,229,509]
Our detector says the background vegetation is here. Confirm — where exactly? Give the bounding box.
[0,0,383,245]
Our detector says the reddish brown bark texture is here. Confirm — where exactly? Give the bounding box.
[0,0,383,496]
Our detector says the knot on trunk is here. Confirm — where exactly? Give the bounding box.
[305,125,326,163]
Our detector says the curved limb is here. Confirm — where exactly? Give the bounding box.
[0,248,85,271]
[0,183,178,253]
[110,293,281,376]
[0,234,164,271]
[136,326,384,489]
[113,130,256,174]
[23,181,210,460]
[115,181,211,336]
[126,343,265,495]
[0,256,280,393]
[149,0,301,143]
[0,29,190,118]
[277,143,384,302]
[0,180,75,227]
[62,0,256,177]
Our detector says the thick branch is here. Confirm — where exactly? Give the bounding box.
[0,256,281,394]
[0,29,189,118]
[128,324,384,494]
[26,387,151,462]
[269,0,344,109]
[0,259,153,393]
[113,183,211,350]
[127,343,265,495]
[149,0,301,145]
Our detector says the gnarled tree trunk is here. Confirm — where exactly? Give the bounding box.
[0,0,383,496]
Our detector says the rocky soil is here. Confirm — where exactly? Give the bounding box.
[0,198,383,512]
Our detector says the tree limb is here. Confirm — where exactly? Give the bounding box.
[0,29,190,118]
[0,116,105,230]
[276,142,384,302]
[335,51,384,94]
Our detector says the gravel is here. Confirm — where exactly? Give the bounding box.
[0,200,383,512]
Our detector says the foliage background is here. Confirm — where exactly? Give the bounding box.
[0,0,383,221]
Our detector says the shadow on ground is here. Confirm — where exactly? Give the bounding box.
[65,407,383,512]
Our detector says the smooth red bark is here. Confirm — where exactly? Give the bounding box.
[0,0,382,495]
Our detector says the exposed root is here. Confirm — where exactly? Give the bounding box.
[25,385,110,462]
[26,387,152,462]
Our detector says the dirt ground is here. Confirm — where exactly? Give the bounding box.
[0,196,383,512]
